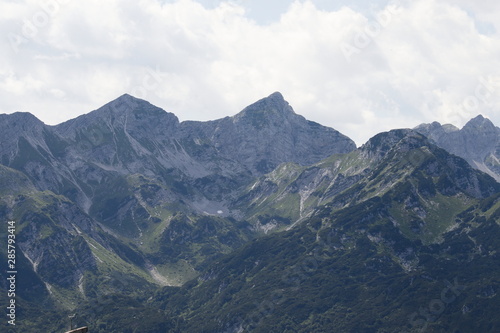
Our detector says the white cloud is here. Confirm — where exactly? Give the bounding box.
[0,0,499,145]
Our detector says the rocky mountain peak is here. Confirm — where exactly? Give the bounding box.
[246,91,289,111]
[233,92,295,127]
[93,93,178,122]
[0,112,48,153]
[442,123,459,133]
[196,92,356,174]
[266,91,286,103]
[55,94,179,139]
[0,112,45,130]
[463,114,496,132]
[416,121,442,131]
[414,121,458,143]
[360,129,420,160]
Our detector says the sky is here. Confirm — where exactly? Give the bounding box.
[1,0,500,145]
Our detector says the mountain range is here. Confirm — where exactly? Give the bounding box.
[0,93,499,332]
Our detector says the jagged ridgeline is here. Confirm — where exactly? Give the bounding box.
[0,93,499,332]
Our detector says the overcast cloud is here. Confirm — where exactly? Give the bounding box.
[1,0,500,145]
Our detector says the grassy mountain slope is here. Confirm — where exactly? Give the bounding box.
[235,130,497,232]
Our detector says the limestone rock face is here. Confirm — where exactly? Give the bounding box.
[181,92,356,175]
